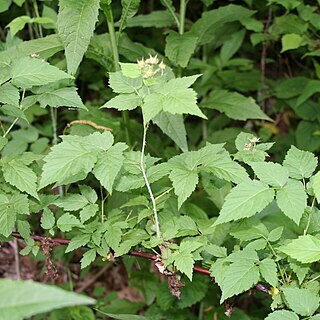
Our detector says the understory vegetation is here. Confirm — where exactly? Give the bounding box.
[1,0,320,319]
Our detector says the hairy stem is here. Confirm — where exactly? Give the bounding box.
[140,124,161,238]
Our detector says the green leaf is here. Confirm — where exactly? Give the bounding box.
[276,179,307,225]
[0,83,19,106]
[108,71,143,94]
[54,194,89,211]
[2,158,38,199]
[0,279,95,320]
[57,213,81,232]
[81,248,96,268]
[119,0,141,33]
[259,258,278,287]
[169,167,198,209]
[66,233,91,253]
[0,194,17,237]
[98,314,147,320]
[202,90,271,121]
[125,10,175,28]
[283,146,317,179]
[280,235,320,263]
[174,251,194,281]
[281,34,304,52]
[214,180,275,225]
[250,162,289,187]
[10,57,73,89]
[119,62,141,78]
[282,287,319,316]
[165,31,198,68]
[102,93,141,111]
[57,0,100,75]
[93,143,128,193]
[313,171,320,203]
[104,226,122,249]
[7,16,31,36]
[153,112,188,153]
[191,4,254,45]
[220,29,246,63]
[40,208,55,230]
[296,80,320,107]
[37,87,87,109]
[265,310,299,320]
[220,259,260,302]
[80,204,99,223]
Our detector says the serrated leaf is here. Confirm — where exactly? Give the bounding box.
[0,279,95,320]
[57,213,81,232]
[312,171,320,203]
[54,194,89,211]
[220,260,260,302]
[281,34,304,52]
[282,287,319,316]
[220,29,246,63]
[118,0,141,33]
[102,93,141,111]
[214,180,274,225]
[80,204,98,223]
[81,248,96,269]
[174,251,194,280]
[250,162,289,187]
[10,57,73,89]
[280,235,320,263]
[276,179,307,225]
[290,260,309,284]
[108,71,143,94]
[296,80,320,107]
[268,226,284,242]
[0,194,16,237]
[283,146,317,179]
[66,233,91,253]
[41,208,55,230]
[57,0,100,75]
[169,167,198,209]
[259,258,278,287]
[2,158,38,199]
[79,185,97,204]
[125,10,175,28]
[104,226,122,249]
[37,87,87,109]
[0,83,19,106]
[93,143,128,193]
[165,31,198,68]
[202,90,271,121]
[265,310,299,320]
[153,112,188,152]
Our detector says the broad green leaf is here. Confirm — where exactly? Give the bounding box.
[118,0,141,33]
[40,208,55,230]
[108,71,143,94]
[280,235,320,263]
[0,194,17,237]
[153,112,188,152]
[80,204,99,223]
[0,279,95,320]
[259,258,278,287]
[230,218,269,241]
[202,90,271,121]
[165,31,198,68]
[81,248,97,268]
[220,29,246,63]
[250,162,289,187]
[276,179,307,225]
[283,146,317,179]
[119,63,141,78]
[54,194,89,211]
[281,34,304,52]
[2,158,38,199]
[0,0,11,13]
[98,313,147,320]
[265,310,299,320]
[313,171,320,203]
[191,4,254,45]
[104,226,122,249]
[66,234,91,253]
[174,251,194,280]
[79,185,97,204]
[6,16,31,36]
[125,10,175,28]
[290,260,309,284]
[282,287,319,316]
[102,93,141,111]
[10,57,73,89]
[269,0,300,10]
[220,260,260,302]
[0,83,19,106]
[57,0,100,75]
[93,143,128,193]
[37,87,87,109]
[169,167,198,209]
[214,180,274,225]
[57,213,81,232]
[296,80,320,107]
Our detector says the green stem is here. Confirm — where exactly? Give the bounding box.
[3,118,19,138]
[25,1,35,39]
[179,0,186,35]
[140,124,161,238]
[101,2,131,146]
[32,0,43,38]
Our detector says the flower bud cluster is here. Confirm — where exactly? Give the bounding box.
[137,55,166,79]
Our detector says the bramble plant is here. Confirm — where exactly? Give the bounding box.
[1,0,320,319]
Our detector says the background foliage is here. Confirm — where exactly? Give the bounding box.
[1,0,320,319]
